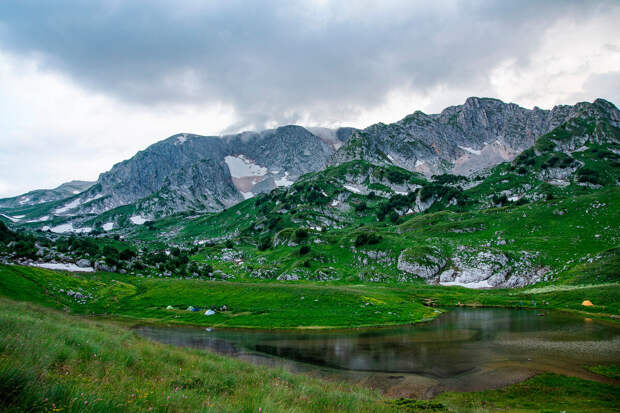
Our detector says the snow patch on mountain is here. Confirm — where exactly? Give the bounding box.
[458,145,482,155]
[343,184,362,194]
[83,194,103,204]
[275,172,294,187]
[175,134,188,145]
[225,155,268,178]
[51,223,74,233]
[130,215,147,225]
[26,215,50,223]
[440,279,492,288]
[54,198,82,214]
[33,262,94,272]
[102,222,114,231]
[0,213,20,222]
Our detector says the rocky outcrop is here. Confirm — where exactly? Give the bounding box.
[397,247,447,279]
[398,246,549,289]
[76,258,91,268]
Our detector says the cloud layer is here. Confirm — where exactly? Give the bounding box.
[0,0,619,196]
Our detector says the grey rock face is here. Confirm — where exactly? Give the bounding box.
[331,97,619,177]
[94,261,116,272]
[397,248,446,279]
[397,246,548,289]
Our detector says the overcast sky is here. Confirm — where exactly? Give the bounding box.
[1,0,619,197]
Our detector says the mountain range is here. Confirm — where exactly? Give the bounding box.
[0,97,618,235]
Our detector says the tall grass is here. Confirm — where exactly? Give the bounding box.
[0,298,389,412]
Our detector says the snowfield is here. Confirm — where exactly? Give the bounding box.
[440,279,492,289]
[175,134,188,144]
[458,145,482,155]
[274,172,294,187]
[50,223,91,233]
[0,214,21,222]
[26,215,50,223]
[225,155,268,178]
[54,198,82,214]
[82,194,103,204]
[33,262,94,272]
[51,223,74,233]
[102,222,114,231]
[343,184,362,194]
[130,215,147,225]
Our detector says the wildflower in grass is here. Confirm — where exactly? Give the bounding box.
[84,400,88,405]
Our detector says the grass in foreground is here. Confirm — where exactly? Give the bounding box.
[436,374,620,413]
[1,298,618,412]
[0,298,389,412]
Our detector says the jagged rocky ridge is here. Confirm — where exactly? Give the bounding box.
[331,97,619,177]
[45,126,355,219]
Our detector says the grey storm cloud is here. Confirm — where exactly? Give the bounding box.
[0,0,616,130]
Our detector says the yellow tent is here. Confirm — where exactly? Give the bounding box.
[581,300,593,307]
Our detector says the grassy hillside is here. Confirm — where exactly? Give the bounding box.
[129,188,619,288]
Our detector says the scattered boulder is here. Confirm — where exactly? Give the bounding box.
[76,258,91,268]
[397,247,446,279]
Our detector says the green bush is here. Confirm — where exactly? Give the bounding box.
[295,228,308,240]
[257,235,272,251]
[576,167,604,185]
[354,232,382,247]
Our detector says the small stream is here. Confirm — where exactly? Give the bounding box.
[135,308,620,398]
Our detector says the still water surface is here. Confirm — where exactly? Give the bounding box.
[136,308,620,398]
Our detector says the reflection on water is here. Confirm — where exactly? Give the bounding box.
[136,308,620,398]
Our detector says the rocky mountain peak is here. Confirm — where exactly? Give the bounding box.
[331,97,617,177]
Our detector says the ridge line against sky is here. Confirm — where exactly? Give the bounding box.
[0,0,619,197]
